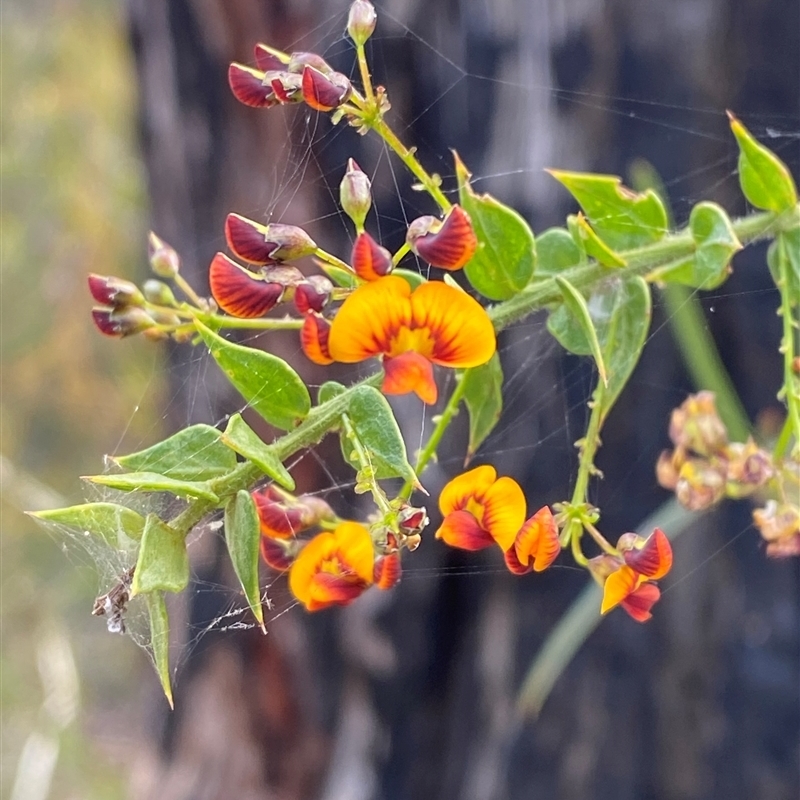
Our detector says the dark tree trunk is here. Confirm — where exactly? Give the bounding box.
[127,1,799,798]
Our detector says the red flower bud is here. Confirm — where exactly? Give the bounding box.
[88,274,144,308]
[208,252,284,318]
[347,0,377,46]
[406,205,477,271]
[225,214,317,264]
[294,275,333,314]
[340,159,372,229]
[300,313,334,365]
[91,307,155,338]
[374,553,402,590]
[227,62,276,108]
[254,43,289,73]
[301,66,352,112]
[351,232,393,281]
[148,232,181,278]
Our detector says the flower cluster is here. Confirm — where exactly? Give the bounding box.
[253,486,411,611]
[658,392,800,559]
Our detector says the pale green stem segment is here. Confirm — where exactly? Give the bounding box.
[778,245,800,458]
[341,413,394,516]
[661,284,751,442]
[392,242,412,266]
[355,43,375,103]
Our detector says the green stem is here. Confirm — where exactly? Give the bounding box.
[489,211,779,333]
[392,242,411,266]
[355,43,375,103]
[341,413,393,516]
[777,235,800,457]
[173,272,206,309]
[399,372,469,499]
[661,283,751,441]
[315,247,354,275]
[196,315,303,332]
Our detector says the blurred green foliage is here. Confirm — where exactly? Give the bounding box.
[2,1,164,796]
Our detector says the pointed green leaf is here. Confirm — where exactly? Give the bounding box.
[31,502,145,547]
[554,276,608,386]
[729,112,797,213]
[534,228,583,277]
[455,153,536,300]
[318,381,346,405]
[393,268,427,290]
[461,355,504,462]
[221,414,294,490]
[114,424,236,481]
[548,170,668,250]
[85,472,219,502]
[195,319,310,430]
[224,490,264,630]
[768,228,800,308]
[597,276,652,420]
[342,386,417,482]
[652,202,742,289]
[131,514,189,595]
[567,213,626,268]
[145,592,173,708]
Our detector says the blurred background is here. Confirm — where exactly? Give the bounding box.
[1,0,798,799]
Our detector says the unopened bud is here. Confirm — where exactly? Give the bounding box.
[91,306,155,338]
[725,439,774,497]
[340,159,372,229]
[263,223,317,262]
[374,553,402,590]
[288,52,332,75]
[656,447,686,491]
[347,0,377,46]
[88,274,144,308]
[148,232,181,278]
[294,275,333,314]
[143,279,177,306]
[301,66,352,112]
[669,391,728,456]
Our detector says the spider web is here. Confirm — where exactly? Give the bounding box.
[36,4,799,691]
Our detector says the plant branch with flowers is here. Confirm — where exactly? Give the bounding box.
[32,1,800,706]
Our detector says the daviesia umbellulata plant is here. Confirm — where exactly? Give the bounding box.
[32,1,800,707]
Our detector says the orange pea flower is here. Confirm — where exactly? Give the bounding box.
[328,275,495,404]
[592,528,673,622]
[435,465,526,552]
[289,522,375,611]
[406,206,478,271]
[504,505,561,574]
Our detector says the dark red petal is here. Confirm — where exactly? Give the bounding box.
[260,536,294,571]
[351,232,393,281]
[412,206,477,271]
[209,252,283,318]
[504,547,532,575]
[228,63,274,108]
[225,213,276,265]
[294,277,332,314]
[620,583,661,622]
[623,527,673,580]
[301,66,349,111]
[253,44,287,72]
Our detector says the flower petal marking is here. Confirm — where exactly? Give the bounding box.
[623,527,672,580]
[351,232,393,281]
[411,205,478,271]
[209,253,283,318]
[225,213,275,265]
[228,63,274,108]
[301,314,334,365]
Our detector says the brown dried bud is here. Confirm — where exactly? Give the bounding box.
[668,391,728,456]
[294,275,333,314]
[340,159,372,229]
[347,0,377,46]
[656,447,686,491]
[88,274,144,308]
[148,232,181,278]
[725,439,774,497]
[91,307,155,338]
[674,457,726,511]
[397,504,429,535]
[752,500,800,543]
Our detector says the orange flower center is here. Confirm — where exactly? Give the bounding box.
[464,496,486,525]
[387,326,436,359]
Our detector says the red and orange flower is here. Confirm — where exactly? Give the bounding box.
[289,522,375,611]
[434,465,526,552]
[504,505,561,574]
[328,275,495,404]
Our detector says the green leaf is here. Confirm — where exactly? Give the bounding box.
[85,472,219,502]
[342,386,417,482]
[195,319,310,430]
[224,490,264,630]
[114,424,236,481]
[652,202,742,289]
[393,268,427,289]
[548,169,668,250]
[768,228,800,307]
[221,414,295,490]
[597,276,652,420]
[145,592,174,708]
[460,355,504,462]
[131,514,189,595]
[455,152,536,300]
[534,228,583,277]
[555,276,608,387]
[729,112,798,213]
[567,214,626,268]
[31,502,145,547]
[318,262,360,288]
[318,381,346,405]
